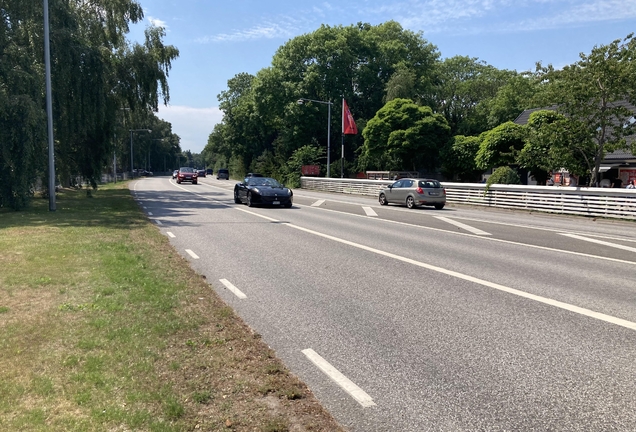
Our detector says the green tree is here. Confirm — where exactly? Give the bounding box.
[440,135,482,182]
[475,121,525,170]
[517,110,594,184]
[432,56,516,135]
[0,0,179,207]
[360,98,450,172]
[535,33,636,185]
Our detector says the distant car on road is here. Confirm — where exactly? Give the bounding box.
[197,169,206,178]
[216,168,229,180]
[206,168,213,175]
[378,178,445,209]
[172,170,178,179]
[177,167,198,184]
[234,177,293,208]
[245,172,263,178]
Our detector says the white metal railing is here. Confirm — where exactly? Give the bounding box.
[300,177,636,220]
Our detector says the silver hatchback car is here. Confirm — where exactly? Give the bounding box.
[378,178,446,209]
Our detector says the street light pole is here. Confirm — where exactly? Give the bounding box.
[43,0,55,211]
[297,98,332,177]
[129,129,151,178]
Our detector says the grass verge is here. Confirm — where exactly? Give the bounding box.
[0,183,344,431]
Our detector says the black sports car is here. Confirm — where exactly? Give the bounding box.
[234,177,293,208]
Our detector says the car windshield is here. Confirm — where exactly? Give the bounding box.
[418,180,442,188]
[180,167,195,173]
[247,177,282,188]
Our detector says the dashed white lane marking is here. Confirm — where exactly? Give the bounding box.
[155,220,163,225]
[219,279,247,299]
[148,212,153,216]
[434,216,491,236]
[167,232,175,238]
[560,233,636,253]
[302,349,376,408]
[362,206,378,217]
[143,206,147,209]
[311,199,326,207]
[185,249,199,259]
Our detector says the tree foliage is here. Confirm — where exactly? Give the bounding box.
[360,98,450,171]
[476,121,525,170]
[440,135,482,182]
[535,33,636,184]
[0,0,180,208]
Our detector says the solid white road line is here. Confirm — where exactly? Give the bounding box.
[185,249,199,259]
[301,348,376,408]
[167,232,175,238]
[296,203,635,265]
[311,199,326,207]
[363,206,378,217]
[560,233,636,253]
[219,279,247,299]
[434,216,491,236]
[281,221,636,332]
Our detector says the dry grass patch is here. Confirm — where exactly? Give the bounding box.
[0,184,345,431]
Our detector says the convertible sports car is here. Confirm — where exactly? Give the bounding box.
[234,177,293,208]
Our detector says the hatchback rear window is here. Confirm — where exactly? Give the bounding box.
[418,180,441,188]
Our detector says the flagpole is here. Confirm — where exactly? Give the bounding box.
[341,99,344,179]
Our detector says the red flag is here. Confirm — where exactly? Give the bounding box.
[342,99,358,135]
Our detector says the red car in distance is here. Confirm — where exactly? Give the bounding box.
[176,167,198,184]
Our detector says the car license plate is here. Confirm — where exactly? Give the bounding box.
[429,192,439,196]
[273,200,280,205]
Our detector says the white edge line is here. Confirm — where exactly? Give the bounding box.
[285,222,636,332]
[301,348,376,407]
[560,233,636,253]
[185,249,199,259]
[434,216,491,236]
[219,278,247,299]
[167,232,175,238]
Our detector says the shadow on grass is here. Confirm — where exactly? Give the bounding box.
[0,186,148,231]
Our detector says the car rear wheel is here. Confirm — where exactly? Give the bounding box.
[193,181,197,185]
[406,196,416,209]
[234,191,241,204]
[434,203,445,210]
[379,193,388,205]
[247,192,254,207]
[284,202,292,208]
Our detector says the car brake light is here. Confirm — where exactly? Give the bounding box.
[442,188,446,195]
[416,187,423,194]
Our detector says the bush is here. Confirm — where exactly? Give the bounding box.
[485,166,521,194]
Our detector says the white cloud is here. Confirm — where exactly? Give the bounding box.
[156,105,223,154]
[148,16,168,28]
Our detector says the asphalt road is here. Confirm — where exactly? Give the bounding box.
[131,176,636,431]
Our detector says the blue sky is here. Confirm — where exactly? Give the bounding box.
[128,0,636,154]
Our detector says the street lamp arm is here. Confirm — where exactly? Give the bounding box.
[297,98,332,106]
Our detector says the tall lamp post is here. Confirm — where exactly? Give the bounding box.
[150,138,166,173]
[297,98,332,177]
[43,0,55,211]
[130,129,151,178]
